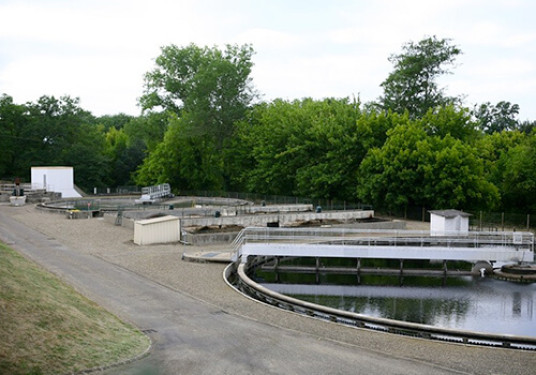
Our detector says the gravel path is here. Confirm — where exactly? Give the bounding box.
[3,205,536,375]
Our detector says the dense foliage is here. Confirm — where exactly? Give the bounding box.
[1,39,535,214]
[379,36,462,118]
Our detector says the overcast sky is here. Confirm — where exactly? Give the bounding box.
[1,0,535,120]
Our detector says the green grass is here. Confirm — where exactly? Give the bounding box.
[0,241,150,375]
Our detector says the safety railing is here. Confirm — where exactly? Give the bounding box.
[232,227,535,261]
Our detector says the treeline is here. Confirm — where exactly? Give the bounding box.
[1,38,535,213]
[0,94,158,190]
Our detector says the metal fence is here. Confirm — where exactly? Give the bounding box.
[92,186,142,195]
[179,190,372,211]
[377,206,534,231]
[88,187,534,231]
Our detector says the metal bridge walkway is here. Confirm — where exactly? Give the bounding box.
[233,227,534,264]
[135,183,171,203]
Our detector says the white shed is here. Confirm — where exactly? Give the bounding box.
[429,209,471,236]
[31,166,82,198]
[134,215,181,245]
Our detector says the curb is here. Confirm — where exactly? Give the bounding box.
[70,333,153,375]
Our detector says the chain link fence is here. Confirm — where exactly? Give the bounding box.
[89,187,533,231]
[376,206,534,231]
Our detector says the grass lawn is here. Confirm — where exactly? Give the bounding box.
[0,241,150,375]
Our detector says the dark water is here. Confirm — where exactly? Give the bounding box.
[260,276,536,337]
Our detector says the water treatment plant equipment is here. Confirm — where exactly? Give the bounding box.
[227,226,536,349]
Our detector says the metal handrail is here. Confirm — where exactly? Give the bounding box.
[233,227,535,259]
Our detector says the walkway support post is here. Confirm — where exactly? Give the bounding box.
[315,257,320,284]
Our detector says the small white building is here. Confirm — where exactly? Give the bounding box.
[429,209,471,236]
[31,166,82,198]
[134,215,181,245]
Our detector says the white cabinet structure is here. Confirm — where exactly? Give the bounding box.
[31,166,82,198]
[429,209,471,236]
[134,215,181,245]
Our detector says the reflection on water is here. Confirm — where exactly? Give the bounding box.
[261,277,536,337]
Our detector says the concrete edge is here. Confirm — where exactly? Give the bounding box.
[232,259,536,349]
[182,251,233,264]
[72,330,153,375]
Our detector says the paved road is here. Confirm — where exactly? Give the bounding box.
[0,208,529,375]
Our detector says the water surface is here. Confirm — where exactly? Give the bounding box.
[261,277,536,337]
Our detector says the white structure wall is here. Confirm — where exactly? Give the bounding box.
[134,215,181,245]
[430,210,470,236]
[31,166,82,198]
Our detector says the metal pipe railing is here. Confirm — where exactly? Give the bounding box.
[233,227,534,259]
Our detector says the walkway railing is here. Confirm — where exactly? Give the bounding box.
[232,227,535,262]
[141,183,171,200]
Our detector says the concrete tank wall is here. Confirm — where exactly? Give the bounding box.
[179,210,374,228]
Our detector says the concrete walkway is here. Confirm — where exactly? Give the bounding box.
[0,205,534,375]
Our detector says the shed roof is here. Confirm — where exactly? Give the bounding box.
[136,215,179,225]
[31,166,73,170]
[429,209,472,218]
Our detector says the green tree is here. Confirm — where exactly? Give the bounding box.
[417,105,478,142]
[134,114,222,191]
[123,111,169,153]
[23,95,95,166]
[357,120,499,212]
[230,99,308,196]
[357,120,423,210]
[379,36,462,118]
[104,127,145,186]
[137,43,257,190]
[96,113,134,131]
[230,98,392,201]
[60,123,110,191]
[498,132,536,211]
[475,130,525,191]
[519,120,536,135]
[473,101,520,134]
[0,94,29,179]
[293,98,362,200]
[140,43,256,148]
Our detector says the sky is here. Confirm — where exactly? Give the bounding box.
[1,0,535,120]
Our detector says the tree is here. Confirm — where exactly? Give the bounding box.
[23,95,94,166]
[473,101,520,134]
[230,99,309,196]
[0,94,29,178]
[60,123,110,190]
[123,112,169,153]
[293,98,362,200]
[357,120,499,212]
[137,43,257,190]
[475,130,525,191]
[104,127,145,186]
[519,120,536,135]
[96,113,134,131]
[498,132,536,211]
[230,98,395,201]
[357,121,425,210]
[379,36,462,118]
[134,114,223,191]
[417,105,478,142]
[140,43,256,149]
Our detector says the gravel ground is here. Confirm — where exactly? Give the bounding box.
[4,205,536,375]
